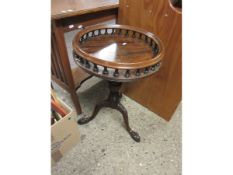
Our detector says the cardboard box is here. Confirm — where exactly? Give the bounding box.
[51,98,80,166]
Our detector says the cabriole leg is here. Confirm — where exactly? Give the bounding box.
[78,81,140,142]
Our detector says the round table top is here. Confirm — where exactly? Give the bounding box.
[72,24,164,82]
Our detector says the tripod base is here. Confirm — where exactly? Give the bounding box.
[78,81,140,142]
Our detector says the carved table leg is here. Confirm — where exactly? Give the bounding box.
[77,81,140,142]
[115,103,140,142]
[78,100,108,125]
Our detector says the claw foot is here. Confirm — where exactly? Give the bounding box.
[78,117,92,125]
[129,130,140,142]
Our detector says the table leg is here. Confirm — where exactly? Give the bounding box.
[78,81,140,142]
[52,20,83,114]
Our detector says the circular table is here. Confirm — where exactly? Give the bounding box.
[72,24,164,142]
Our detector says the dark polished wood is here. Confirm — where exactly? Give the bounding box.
[73,24,164,82]
[79,35,154,64]
[73,24,164,142]
[78,81,140,142]
[51,0,119,114]
[73,24,163,69]
[119,0,182,120]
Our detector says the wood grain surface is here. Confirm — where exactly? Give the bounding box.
[80,35,154,64]
[51,0,119,114]
[72,24,164,82]
[118,0,182,121]
[52,0,119,19]
[72,24,164,69]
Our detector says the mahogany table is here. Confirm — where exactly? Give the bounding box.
[72,24,164,142]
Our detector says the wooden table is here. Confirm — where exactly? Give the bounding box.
[51,0,119,114]
[51,0,182,122]
[72,24,164,142]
